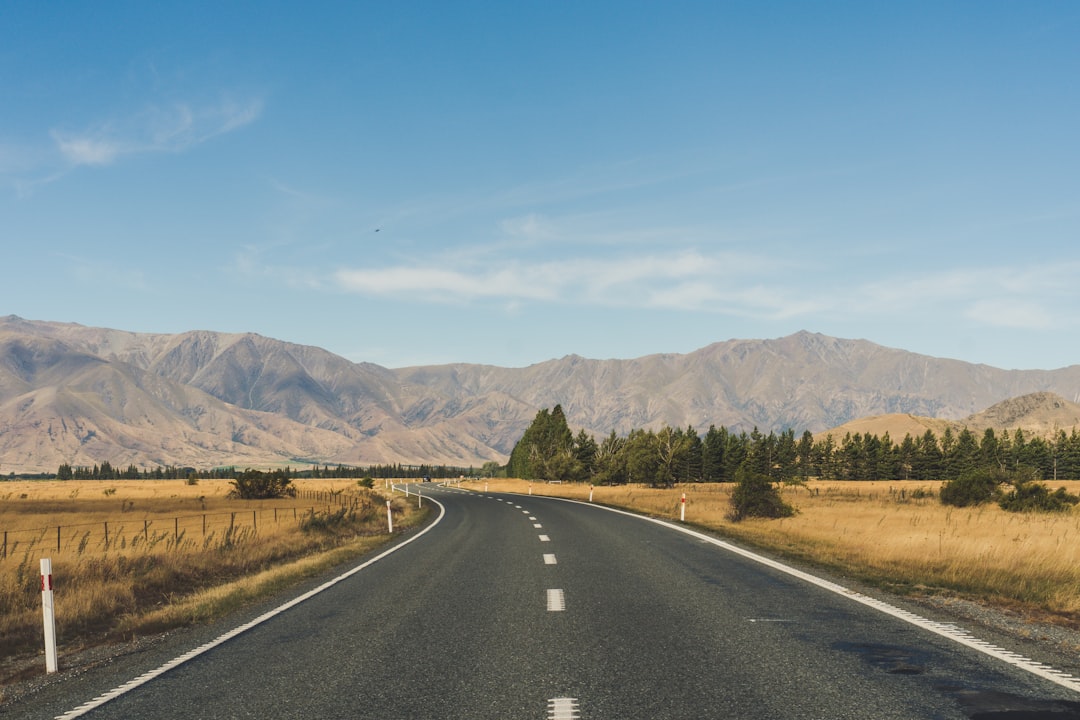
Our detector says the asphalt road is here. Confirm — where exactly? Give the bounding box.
[9,483,1080,719]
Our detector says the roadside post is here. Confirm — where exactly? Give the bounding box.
[40,558,58,673]
[680,493,686,522]
[589,485,594,502]
[386,500,393,533]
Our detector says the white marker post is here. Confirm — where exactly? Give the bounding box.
[589,485,594,502]
[680,492,687,522]
[386,500,394,533]
[40,558,58,673]
[529,483,533,495]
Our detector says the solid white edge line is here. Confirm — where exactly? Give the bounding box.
[55,496,448,720]
[495,491,1080,695]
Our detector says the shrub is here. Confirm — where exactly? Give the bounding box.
[728,469,796,521]
[939,468,1005,507]
[228,469,296,499]
[998,482,1080,513]
[358,477,374,489]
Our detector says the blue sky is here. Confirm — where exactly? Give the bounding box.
[3,2,1079,370]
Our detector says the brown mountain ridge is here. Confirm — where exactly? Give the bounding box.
[3,316,1080,474]
[817,392,1080,443]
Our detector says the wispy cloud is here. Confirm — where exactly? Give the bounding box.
[850,261,1080,331]
[329,244,1080,336]
[51,96,263,168]
[333,249,786,313]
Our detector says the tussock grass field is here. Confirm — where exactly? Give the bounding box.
[468,479,1080,623]
[0,478,424,683]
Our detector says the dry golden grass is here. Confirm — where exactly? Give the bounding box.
[0,478,426,680]
[467,479,1080,622]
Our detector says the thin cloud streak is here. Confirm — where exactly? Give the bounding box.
[331,251,1080,333]
[334,250,791,313]
[50,96,263,169]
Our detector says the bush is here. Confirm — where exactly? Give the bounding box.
[939,468,1005,507]
[228,469,296,499]
[729,469,796,521]
[998,482,1080,513]
[358,477,374,489]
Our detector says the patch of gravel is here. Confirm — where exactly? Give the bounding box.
[0,631,180,707]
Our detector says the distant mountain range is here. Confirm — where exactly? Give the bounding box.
[3,315,1080,474]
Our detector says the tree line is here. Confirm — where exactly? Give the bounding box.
[507,405,1080,486]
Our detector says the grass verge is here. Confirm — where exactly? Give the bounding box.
[0,480,428,689]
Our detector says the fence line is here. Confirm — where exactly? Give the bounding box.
[1,489,367,560]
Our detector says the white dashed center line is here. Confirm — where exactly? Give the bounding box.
[548,696,580,719]
[533,523,543,528]
[543,553,557,565]
[538,534,551,542]
[547,588,566,611]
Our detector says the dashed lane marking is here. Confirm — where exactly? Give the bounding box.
[548,697,580,719]
[547,588,566,612]
[538,534,551,542]
[535,494,1080,695]
[544,554,557,565]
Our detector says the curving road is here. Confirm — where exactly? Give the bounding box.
[9,483,1080,719]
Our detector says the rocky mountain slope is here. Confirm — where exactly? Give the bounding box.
[3,316,1080,473]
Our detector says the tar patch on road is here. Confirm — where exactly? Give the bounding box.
[836,641,1080,718]
[937,685,1080,719]
[835,641,928,675]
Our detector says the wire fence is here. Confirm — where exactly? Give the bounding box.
[1,489,366,561]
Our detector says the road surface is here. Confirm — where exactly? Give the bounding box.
[7,483,1080,719]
